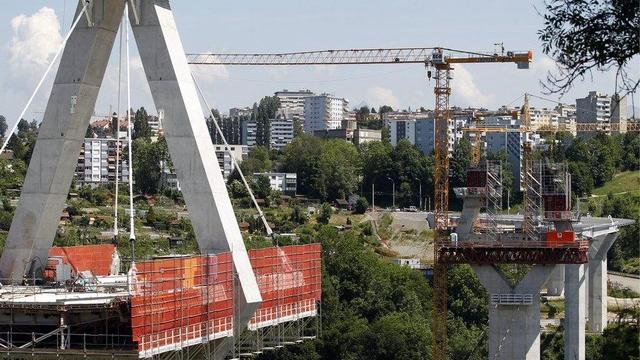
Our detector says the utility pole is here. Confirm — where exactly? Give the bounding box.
[419,182,423,210]
[387,177,395,209]
[372,183,375,212]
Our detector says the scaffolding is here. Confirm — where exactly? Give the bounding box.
[484,161,503,242]
[523,160,542,241]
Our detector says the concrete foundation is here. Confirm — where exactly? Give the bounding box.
[472,265,555,360]
[587,233,617,333]
[546,264,565,296]
[564,264,586,360]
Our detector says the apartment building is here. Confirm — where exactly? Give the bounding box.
[242,118,294,150]
[576,91,627,137]
[275,89,314,122]
[254,172,297,196]
[303,94,348,133]
[76,138,129,186]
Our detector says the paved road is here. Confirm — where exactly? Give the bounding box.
[609,272,640,294]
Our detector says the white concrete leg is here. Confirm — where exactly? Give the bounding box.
[0,1,126,281]
[587,233,617,333]
[564,264,586,360]
[128,0,261,335]
[457,196,482,241]
[472,265,555,360]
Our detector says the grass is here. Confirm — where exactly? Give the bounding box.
[592,171,640,196]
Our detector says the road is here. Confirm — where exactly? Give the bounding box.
[609,272,640,293]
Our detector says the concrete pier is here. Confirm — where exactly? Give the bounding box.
[587,233,618,333]
[456,196,483,241]
[546,264,565,296]
[473,265,555,360]
[564,264,586,360]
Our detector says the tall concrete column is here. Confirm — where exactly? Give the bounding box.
[472,265,556,360]
[456,195,483,241]
[564,264,586,360]
[0,1,126,281]
[128,0,260,331]
[587,233,617,332]
[546,264,565,296]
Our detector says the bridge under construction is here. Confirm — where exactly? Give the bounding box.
[0,1,634,360]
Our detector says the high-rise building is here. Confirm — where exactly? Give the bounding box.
[384,115,416,147]
[275,89,314,122]
[242,118,294,150]
[76,138,129,186]
[303,94,348,133]
[269,118,295,151]
[576,91,627,137]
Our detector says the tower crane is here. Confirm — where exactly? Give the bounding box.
[187,46,533,360]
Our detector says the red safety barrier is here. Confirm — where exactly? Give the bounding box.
[130,253,234,357]
[248,244,322,330]
[545,231,576,247]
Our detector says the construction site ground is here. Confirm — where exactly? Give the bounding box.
[363,211,434,263]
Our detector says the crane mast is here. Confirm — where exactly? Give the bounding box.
[188,46,532,360]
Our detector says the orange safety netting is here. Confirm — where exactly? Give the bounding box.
[129,244,322,357]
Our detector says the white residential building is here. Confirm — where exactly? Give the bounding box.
[303,94,348,133]
[385,118,416,147]
[253,172,297,196]
[576,91,627,137]
[76,138,129,186]
[269,119,295,150]
[214,145,248,179]
[275,89,314,122]
[242,118,294,150]
[160,145,247,191]
[385,111,461,155]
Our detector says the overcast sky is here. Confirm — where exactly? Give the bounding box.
[1,0,638,127]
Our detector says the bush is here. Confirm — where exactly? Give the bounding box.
[317,203,332,225]
[354,197,369,214]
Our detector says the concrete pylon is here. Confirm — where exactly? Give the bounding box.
[587,232,618,333]
[0,0,127,280]
[0,0,261,342]
[456,196,483,241]
[564,264,586,360]
[472,265,556,360]
[546,264,565,296]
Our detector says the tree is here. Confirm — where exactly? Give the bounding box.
[131,138,163,194]
[0,115,7,138]
[354,197,369,214]
[241,146,272,174]
[378,105,394,120]
[450,138,473,188]
[255,96,280,147]
[133,107,152,140]
[317,203,332,225]
[568,162,594,197]
[538,0,639,95]
[319,140,361,200]
[251,175,272,201]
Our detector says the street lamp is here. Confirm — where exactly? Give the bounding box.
[387,177,395,209]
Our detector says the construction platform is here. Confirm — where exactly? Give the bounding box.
[437,240,589,264]
[0,244,321,359]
